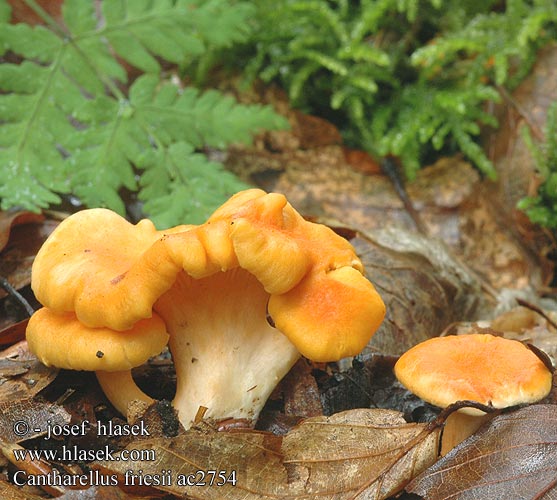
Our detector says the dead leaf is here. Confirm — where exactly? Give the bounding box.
[349,226,486,355]
[0,399,70,443]
[0,477,44,500]
[0,318,28,347]
[8,0,63,26]
[1,440,67,497]
[485,43,557,274]
[281,359,323,418]
[447,304,557,366]
[95,408,439,499]
[407,404,557,499]
[0,341,58,401]
[0,211,45,253]
[0,212,58,299]
[57,485,132,499]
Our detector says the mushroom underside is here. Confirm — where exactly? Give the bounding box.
[155,268,301,428]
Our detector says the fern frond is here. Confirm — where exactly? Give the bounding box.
[139,141,248,228]
[0,0,286,226]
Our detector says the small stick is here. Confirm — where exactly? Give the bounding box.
[0,277,35,316]
[496,85,544,141]
[381,156,428,234]
[516,297,557,331]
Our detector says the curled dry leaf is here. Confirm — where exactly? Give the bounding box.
[0,211,45,254]
[0,210,59,300]
[491,305,557,366]
[407,404,557,499]
[0,399,70,443]
[348,226,485,355]
[0,318,28,348]
[95,408,439,500]
[0,341,58,402]
[485,43,557,272]
[447,303,557,366]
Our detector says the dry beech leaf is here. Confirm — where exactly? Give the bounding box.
[485,43,557,274]
[0,341,58,401]
[407,404,557,499]
[0,318,28,348]
[0,211,59,299]
[0,399,70,443]
[57,485,132,500]
[0,477,43,500]
[348,226,485,355]
[0,211,45,253]
[95,408,439,499]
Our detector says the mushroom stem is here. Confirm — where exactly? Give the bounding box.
[441,411,490,456]
[96,370,154,416]
[156,269,301,429]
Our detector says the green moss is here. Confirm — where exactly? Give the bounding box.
[237,0,557,180]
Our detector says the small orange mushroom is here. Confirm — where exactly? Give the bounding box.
[27,189,386,428]
[26,308,169,415]
[394,334,552,455]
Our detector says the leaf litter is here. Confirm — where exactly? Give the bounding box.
[407,404,557,499]
[95,408,440,499]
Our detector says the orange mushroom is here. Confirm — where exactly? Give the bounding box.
[27,189,386,428]
[27,308,168,415]
[394,334,552,455]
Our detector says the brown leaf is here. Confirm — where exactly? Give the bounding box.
[95,408,439,499]
[485,43,557,278]
[0,318,28,348]
[281,359,323,418]
[57,485,132,500]
[350,227,486,355]
[454,305,557,368]
[0,477,44,500]
[0,399,71,443]
[0,341,58,401]
[1,440,67,497]
[407,404,557,499]
[8,0,63,26]
[0,212,58,299]
[0,212,44,253]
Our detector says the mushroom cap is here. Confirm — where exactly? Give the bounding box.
[31,208,194,330]
[394,334,552,415]
[27,308,169,371]
[230,192,385,361]
[29,189,385,361]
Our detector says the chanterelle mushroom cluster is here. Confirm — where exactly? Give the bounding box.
[27,189,386,429]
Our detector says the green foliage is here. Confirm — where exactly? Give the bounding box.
[517,102,557,229]
[242,0,557,179]
[0,0,287,227]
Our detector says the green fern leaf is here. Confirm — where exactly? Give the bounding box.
[139,141,248,227]
[0,0,286,225]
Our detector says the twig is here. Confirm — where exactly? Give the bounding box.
[496,85,544,141]
[381,156,428,234]
[429,400,498,430]
[516,297,557,331]
[0,277,35,317]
